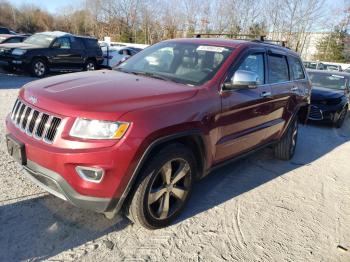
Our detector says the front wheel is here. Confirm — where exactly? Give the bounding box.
[126,144,196,229]
[335,106,348,128]
[274,118,298,160]
[30,58,47,77]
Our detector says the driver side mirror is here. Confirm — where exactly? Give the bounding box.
[224,70,260,90]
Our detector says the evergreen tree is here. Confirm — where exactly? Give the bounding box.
[315,28,348,62]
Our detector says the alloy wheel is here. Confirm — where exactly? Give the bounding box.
[86,62,95,71]
[147,158,191,220]
[34,61,45,77]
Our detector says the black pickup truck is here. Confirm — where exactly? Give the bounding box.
[0,31,103,77]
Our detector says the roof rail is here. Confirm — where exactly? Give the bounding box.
[193,33,266,41]
[192,33,288,48]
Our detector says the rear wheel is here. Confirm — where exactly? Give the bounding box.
[127,144,195,229]
[335,106,348,128]
[274,118,298,160]
[85,60,97,71]
[30,58,47,77]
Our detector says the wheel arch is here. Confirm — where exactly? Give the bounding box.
[106,130,207,217]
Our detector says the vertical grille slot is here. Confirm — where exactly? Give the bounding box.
[16,103,26,125]
[28,110,39,134]
[10,99,62,144]
[35,114,49,138]
[21,107,32,130]
[11,99,20,120]
[45,117,61,142]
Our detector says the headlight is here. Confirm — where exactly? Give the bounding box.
[70,118,130,139]
[12,49,27,56]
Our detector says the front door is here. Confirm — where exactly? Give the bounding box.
[215,50,278,163]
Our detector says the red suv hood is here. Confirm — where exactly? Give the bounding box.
[20,70,198,120]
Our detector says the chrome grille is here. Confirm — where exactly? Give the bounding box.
[10,99,62,144]
[308,105,323,120]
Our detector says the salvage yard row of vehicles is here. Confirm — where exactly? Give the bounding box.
[0,30,144,77]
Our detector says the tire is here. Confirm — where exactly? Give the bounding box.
[85,60,97,71]
[274,118,298,160]
[30,58,47,77]
[126,143,196,229]
[335,106,348,128]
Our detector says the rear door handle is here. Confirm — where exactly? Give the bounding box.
[291,86,299,92]
[260,91,272,98]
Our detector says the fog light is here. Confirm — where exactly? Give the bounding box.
[75,166,104,183]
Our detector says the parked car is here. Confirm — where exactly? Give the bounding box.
[307,69,349,127]
[101,45,143,69]
[5,38,310,229]
[0,34,28,44]
[0,31,103,77]
[303,61,325,70]
[0,27,16,35]
[323,64,343,72]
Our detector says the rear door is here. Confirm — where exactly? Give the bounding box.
[288,55,309,103]
[215,49,276,162]
[266,51,294,140]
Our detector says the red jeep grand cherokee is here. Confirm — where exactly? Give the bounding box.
[5,38,311,229]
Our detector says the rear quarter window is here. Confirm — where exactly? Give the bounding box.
[268,54,289,83]
[83,38,100,49]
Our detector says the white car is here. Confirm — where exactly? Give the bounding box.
[100,45,143,69]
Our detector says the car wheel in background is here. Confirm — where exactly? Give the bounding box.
[30,58,47,78]
[335,106,348,128]
[274,118,298,160]
[127,144,196,229]
[85,60,97,71]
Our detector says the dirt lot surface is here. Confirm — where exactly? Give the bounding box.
[0,72,349,262]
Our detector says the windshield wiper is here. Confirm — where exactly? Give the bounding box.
[116,69,190,85]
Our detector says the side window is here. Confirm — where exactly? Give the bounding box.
[237,53,265,85]
[289,56,305,80]
[53,37,71,49]
[71,37,84,49]
[268,54,289,83]
[5,38,21,43]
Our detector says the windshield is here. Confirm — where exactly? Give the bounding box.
[23,34,55,47]
[117,42,233,86]
[309,73,348,90]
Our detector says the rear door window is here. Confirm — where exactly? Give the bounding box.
[289,56,305,80]
[268,54,289,83]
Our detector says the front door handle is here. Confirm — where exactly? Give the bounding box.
[260,91,272,98]
[291,86,299,92]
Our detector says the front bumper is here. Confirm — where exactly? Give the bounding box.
[24,160,115,212]
[308,103,343,122]
[0,54,30,68]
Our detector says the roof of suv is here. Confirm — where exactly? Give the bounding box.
[166,38,299,57]
[37,31,98,40]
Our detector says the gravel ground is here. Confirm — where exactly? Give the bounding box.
[0,73,350,262]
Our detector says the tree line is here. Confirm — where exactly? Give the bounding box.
[0,0,349,62]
